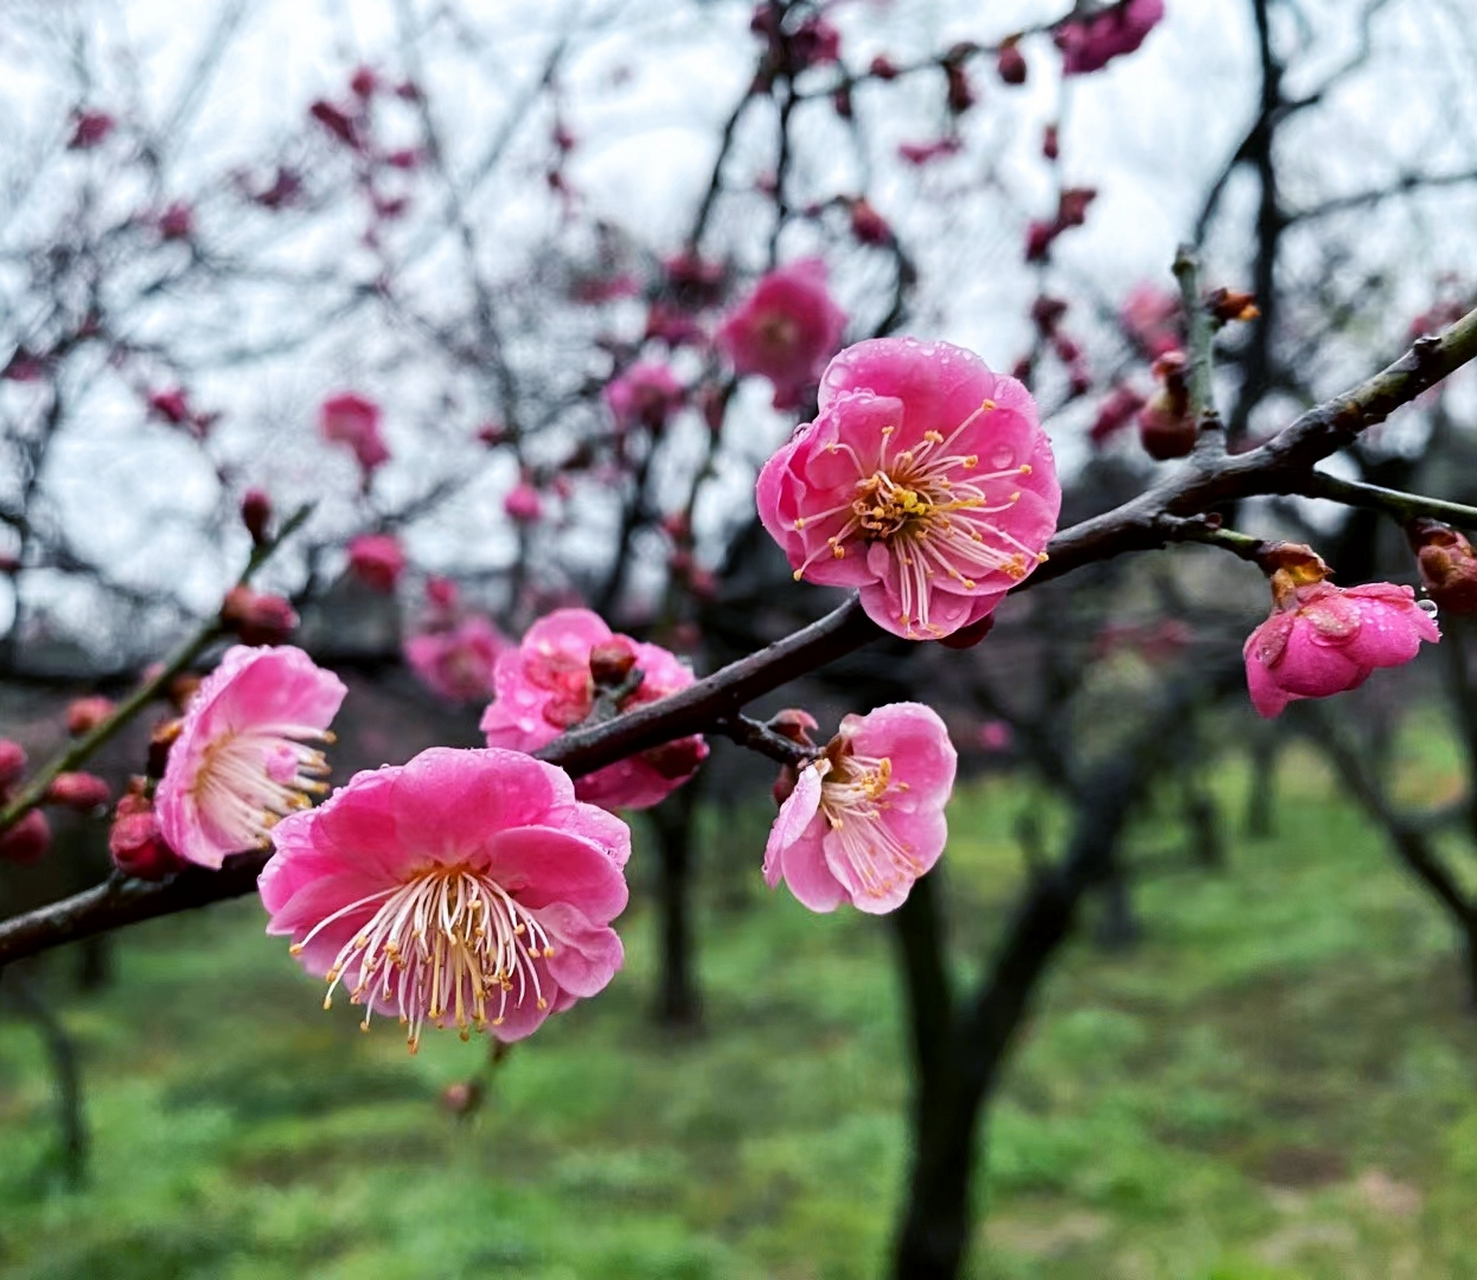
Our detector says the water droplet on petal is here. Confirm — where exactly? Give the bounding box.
[991,447,1014,469]
[517,717,537,733]
[1418,597,1439,618]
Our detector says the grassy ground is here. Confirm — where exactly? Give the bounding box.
[2,745,1477,1279]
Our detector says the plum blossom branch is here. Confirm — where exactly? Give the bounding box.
[3,306,1477,964]
[0,505,312,836]
[1171,245,1223,444]
[1301,471,1477,531]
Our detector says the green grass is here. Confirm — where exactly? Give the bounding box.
[4,745,1477,1279]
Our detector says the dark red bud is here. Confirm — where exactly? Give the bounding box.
[0,809,50,864]
[997,40,1028,85]
[0,738,27,789]
[589,640,639,686]
[46,772,111,810]
[1410,521,1477,613]
[241,488,272,545]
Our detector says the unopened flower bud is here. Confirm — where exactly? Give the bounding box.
[1137,390,1196,460]
[1409,520,1477,613]
[0,738,26,789]
[241,488,272,545]
[441,1080,484,1117]
[0,809,50,864]
[868,54,899,80]
[944,61,975,114]
[221,586,299,645]
[46,771,111,811]
[109,792,183,880]
[1207,287,1260,325]
[767,708,819,747]
[997,39,1027,85]
[849,198,892,247]
[1042,124,1059,161]
[589,639,639,686]
[66,695,114,736]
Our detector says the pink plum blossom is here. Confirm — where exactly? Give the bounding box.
[1243,548,1440,718]
[156,645,347,868]
[261,746,631,1049]
[504,481,543,523]
[319,392,390,474]
[604,362,685,432]
[1056,0,1165,76]
[1120,282,1183,356]
[347,533,406,592]
[405,615,508,704]
[480,608,708,810]
[764,702,956,914]
[716,258,847,410]
[756,337,1060,640]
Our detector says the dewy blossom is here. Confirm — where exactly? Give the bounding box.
[156,645,347,868]
[757,337,1060,640]
[716,258,847,410]
[319,392,391,475]
[480,608,707,811]
[764,703,956,914]
[260,747,631,1049]
[1055,0,1165,76]
[1243,545,1440,719]
[404,615,508,703]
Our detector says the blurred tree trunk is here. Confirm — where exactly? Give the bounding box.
[649,783,702,1029]
[1245,732,1278,839]
[1,971,88,1187]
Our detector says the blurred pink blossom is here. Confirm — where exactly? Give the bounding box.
[405,615,508,704]
[319,392,390,474]
[604,362,685,432]
[347,533,406,592]
[1056,0,1165,75]
[716,258,847,410]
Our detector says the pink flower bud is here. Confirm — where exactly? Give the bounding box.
[997,40,1028,85]
[109,792,183,880]
[425,576,459,611]
[1243,545,1440,718]
[849,198,892,247]
[347,533,406,592]
[441,1081,485,1116]
[1042,124,1060,161]
[241,488,273,545]
[46,772,111,811]
[504,482,543,523]
[589,639,639,686]
[0,738,26,789]
[157,201,195,241]
[349,66,378,98]
[0,809,50,864]
[68,109,115,150]
[309,99,363,150]
[869,55,899,80]
[220,586,299,646]
[1410,521,1477,613]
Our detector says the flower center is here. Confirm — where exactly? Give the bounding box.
[790,399,1048,638]
[817,750,923,902]
[293,864,555,1053]
[194,725,332,849]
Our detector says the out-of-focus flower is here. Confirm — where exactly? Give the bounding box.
[0,810,51,865]
[1121,283,1183,357]
[68,109,115,150]
[220,586,299,646]
[604,363,685,432]
[0,739,26,790]
[1243,545,1440,718]
[347,533,406,592]
[405,615,508,704]
[65,696,115,736]
[155,645,346,867]
[504,480,543,523]
[764,703,956,914]
[319,392,390,475]
[756,337,1060,640]
[1055,0,1165,75]
[156,201,195,241]
[716,258,847,410]
[1089,384,1147,446]
[260,747,631,1049]
[997,39,1028,85]
[45,772,111,811]
[481,608,708,810]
